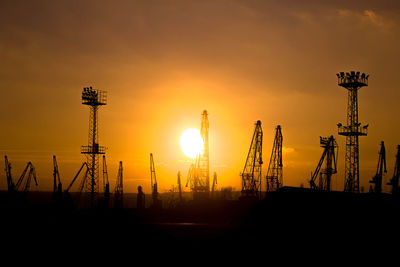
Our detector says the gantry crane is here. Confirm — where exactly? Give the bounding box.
[102,155,110,208]
[4,155,15,193]
[241,120,263,199]
[369,141,387,194]
[309,136,338,191]
[150,153,162,208]
[114,161,123,208]
[15,162,38,193]
[266,125,283,192]
[387,145,400,195]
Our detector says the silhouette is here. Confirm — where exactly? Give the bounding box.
[137,185,145,209]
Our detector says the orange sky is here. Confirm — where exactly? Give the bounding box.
[1,0,400,193]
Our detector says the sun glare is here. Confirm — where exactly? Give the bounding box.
[180,128,204,159]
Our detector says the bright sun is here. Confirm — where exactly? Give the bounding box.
[180,128,204,159]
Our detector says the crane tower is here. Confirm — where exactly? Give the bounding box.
[387,145,400,195]
[241,120,263,199]
[266,125,283,192]
[336,71,369,193]
[369,141,387,194]
[81,86,107,207]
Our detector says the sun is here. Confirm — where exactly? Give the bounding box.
[180,128,204,159]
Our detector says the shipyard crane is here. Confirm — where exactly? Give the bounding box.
[369,141,387,194]
[53,155,62,194]
[102,155,110,207]
[241,120,263,199]
[15,162,38,193]
[177,171,183,203]
[309,136,338,191]
[114,161,123,208]
[64,162,89,206]
[387,145,400,195]
[211,172,217,198]
[4,155,15,193]
[150,153,162,208]
[266,125,283,192]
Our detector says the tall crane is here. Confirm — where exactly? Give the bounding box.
[15,162,38,193]
[102,155,110,208]
[387,145,400,195]
[177,171,183,203]
[309,136,338,191]
[150,153,162,208]
[52,155,63,205]
[266,125,283,192]
[114,161,123,208]
[64,162,89,207]
[211,172,217,198]
[4,155,15,193]
[241,120,263,199]
[369,141,387,194]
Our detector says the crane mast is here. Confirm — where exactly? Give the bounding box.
[177,171,182,203]
[266,125,283,192]
[150,153,162,208]
[309,136,338,191]
[15,162,38,193]
[53,155,62,194]
[369,141,387,194]
[387,145,400,195]
[114,161,123,208]
[241,120,263,199]
[4,155,15,193]
[211,172,217,198]
[102,155,110,207]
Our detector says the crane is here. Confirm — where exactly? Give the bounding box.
[150,153,162,208]
[266,125,283,192]
[309,136,338,191]
[387,145,400,195]
[4,155,15,193]
[53,155,62,194]
[114,161,123,208]
[102,155,110,208]
[241,120,263,199]
[369,141,387,194]
[64,162,89,206]
[211,172,217,198]
[177,171,182,203]
[15,162,38,193]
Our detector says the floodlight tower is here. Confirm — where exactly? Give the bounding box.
[81,86,107,207]
[336,71,369,193]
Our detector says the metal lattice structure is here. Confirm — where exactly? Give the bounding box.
[80,86,107,207]
[387,145,400,195]
[336,71,369,193]
[114,161,123,208]
[369,141,387,194]
[309,136,338,191]
[241,120,263,198]
[266,125,283,192]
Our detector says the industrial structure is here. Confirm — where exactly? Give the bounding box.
[186,110,210,200]
[15,162,38,193]
[369,141,387,194]
[150,153,162,208]
[4,156,14,193]
[102,155,110,207]
[65,162,89,206]
[241,120,263,199]
[211,172,217,198]
[387,145,400,195]
[80,86,107,207]
[114,161,123,208]
[309,136,338,191]
[336,71,369,193]
[52,155,63,204]
[177,171,183,203]
[266,125,283,192]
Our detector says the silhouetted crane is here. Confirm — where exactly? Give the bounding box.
[177,171,182,203]
[15,162,38,193]
[211,172,217,198]
[150,153,162,208]
[266,125,283,192]
[309,136,338,191]
[369,141,387,194]
[4,155,15,193]
[64,162,89,207]
[52,155,63,205]
[387,145,400,195]
[114,161,123,208]
[102,155,110,208]
[241,120,263,199]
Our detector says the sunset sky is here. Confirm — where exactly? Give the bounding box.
[1,0,400,193]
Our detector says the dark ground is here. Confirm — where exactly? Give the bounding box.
[1,187,399,258]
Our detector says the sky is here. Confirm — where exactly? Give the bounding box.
[1,0,400,193]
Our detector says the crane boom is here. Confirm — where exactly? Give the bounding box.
[53,155,62,193]
[369,141,387,193]
[387,145,400,195]
[4,155,15,192]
